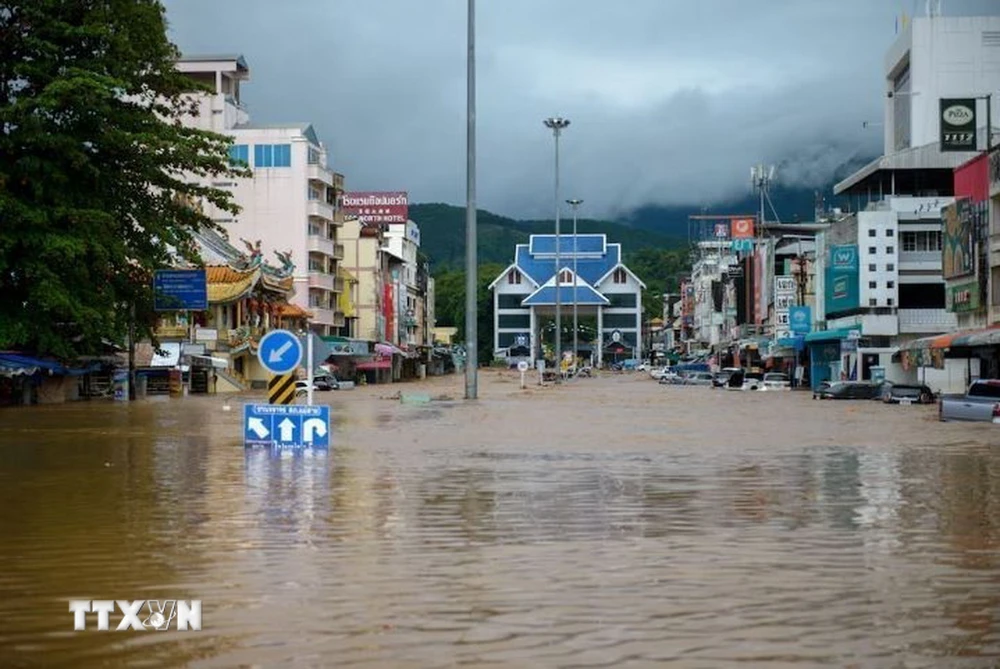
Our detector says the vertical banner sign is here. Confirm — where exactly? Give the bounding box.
[940,98,976,152]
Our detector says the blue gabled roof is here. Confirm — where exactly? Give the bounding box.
[522,285,610,306]
[529,234,605,256]
[515,241,620,287]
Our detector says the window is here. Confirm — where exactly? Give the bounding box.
[308,185,323,201]
[559,270,573,283]
[497,294,528,309]
[887,228,895,237]
[608,293,636,308]
[869,263,877,271]
[603,313,636,329]
[498,315,530,329]
[613,268,627,284]
[886,246,894,254]
[887,298,894,306]
[869,281,877,289]
[868,229,876,237]
[887,281,895,289]
[901,230,942,252]
[887,263,895,271]
[868,247,877,254]
[869,298,877,306]
[254,143,292,168]
[507,269,522,285]
[308,146,321,165]
[228,144,249,166]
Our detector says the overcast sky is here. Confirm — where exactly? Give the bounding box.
[163,0,1000,220]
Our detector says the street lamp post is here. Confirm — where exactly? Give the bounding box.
[566,198,583,372]
[464,0,478,399]
[544,117,570,381]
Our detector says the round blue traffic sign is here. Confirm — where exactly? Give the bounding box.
[257,329,303,375]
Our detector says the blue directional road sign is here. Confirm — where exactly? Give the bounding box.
[153,269,208,311]
[243,404,330,449]
[257,329,303,375]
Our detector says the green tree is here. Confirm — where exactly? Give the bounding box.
[0,0,244,358]
[433,263,503,365]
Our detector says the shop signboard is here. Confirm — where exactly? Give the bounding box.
[939,98,976,152]
[825,245,859,314]
[948,281,980,313]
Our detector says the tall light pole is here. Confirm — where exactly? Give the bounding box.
[543,116,570,380]
[464,0,478,399]
[566,198,583,371]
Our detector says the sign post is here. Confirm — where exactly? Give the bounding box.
[257,329,304,407]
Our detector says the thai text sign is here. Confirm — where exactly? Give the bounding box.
[948,282,980,313]
[339,191,408,224]
[939,98,976,152]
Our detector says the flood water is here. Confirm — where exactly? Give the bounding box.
[1,370,999,668]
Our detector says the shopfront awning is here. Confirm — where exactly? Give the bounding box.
[0,353,101,377]
[375,342,404,356]
[804,328,859,344]
[149,342,181,367]
[356,359,392,370]
[901,325,1000,353]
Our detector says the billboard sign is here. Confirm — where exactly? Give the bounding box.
[713,222,728,239]
[339,191,408,224]
[948,282,980,313]
[789,305,811,334]
[731,218,755,239]
[939,98,976,152]
[825,244,859,315]
[942,200,974,279]
[153,269,207,311]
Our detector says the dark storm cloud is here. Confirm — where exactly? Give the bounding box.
[162,0,1000,218]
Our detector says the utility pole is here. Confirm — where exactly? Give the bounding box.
[566,198,583,371]
[463,0,478,399]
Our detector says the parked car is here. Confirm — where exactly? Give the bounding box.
[877,381,935,404]
[725,370,765,391]
[938,379,1000,423]
[682,372,715,386]
[813,381,878,400]
[295,373,342,395]
[761,372,791,391]
[712,367,741,388]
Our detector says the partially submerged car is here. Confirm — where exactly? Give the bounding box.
[813,381,878,400]
[877,381,935,404]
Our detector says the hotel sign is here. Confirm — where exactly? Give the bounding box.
[939,98,976,152]
[948,282,980,313]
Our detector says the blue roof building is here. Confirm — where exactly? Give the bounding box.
[488,234,646,367]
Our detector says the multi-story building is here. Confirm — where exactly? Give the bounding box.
[175,54,347,337]
[340,217,388,343]
[489,234,645,368]
[382,221,432,349]
[819,10,1000,391]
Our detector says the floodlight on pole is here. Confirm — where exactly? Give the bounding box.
[543,116,570,381]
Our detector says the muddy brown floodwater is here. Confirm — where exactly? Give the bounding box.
[1,369,999,668]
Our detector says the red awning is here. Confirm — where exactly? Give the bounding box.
[356,360,391,370]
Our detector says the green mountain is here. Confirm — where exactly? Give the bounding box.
[410,202,684,270]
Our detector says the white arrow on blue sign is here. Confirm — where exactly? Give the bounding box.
[243,403,330,449]
[257,329,303,375]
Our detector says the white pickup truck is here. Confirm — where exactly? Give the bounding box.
[938,379,1000,423]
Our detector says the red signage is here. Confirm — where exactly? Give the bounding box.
[340,191,408,224]
[731,218,755,239]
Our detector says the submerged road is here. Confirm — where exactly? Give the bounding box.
[1,370,998,668]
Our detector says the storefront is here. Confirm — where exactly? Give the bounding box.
[804,327,860,390]
[901,325,1000,392]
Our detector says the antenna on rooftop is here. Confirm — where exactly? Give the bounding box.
[751,164,781,230]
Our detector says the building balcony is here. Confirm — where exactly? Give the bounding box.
[332,277,345,293]
[332,243,345,259]
[307,163,334,186]
[308,271,335,291]
[307,234,334,256]
[332,311,346,327]
[309,307,335,325]
[332,172,344,191]
[307,199,334,221]
[154,324,189,339]
[898,251,941,271]
[897,308,958,334]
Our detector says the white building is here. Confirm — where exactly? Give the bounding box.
[382,220,431,349]
[489,234,645,367]
[884,12,1000,155]
[175,54,346,336]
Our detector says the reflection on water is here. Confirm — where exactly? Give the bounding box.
[0,393,999,667]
